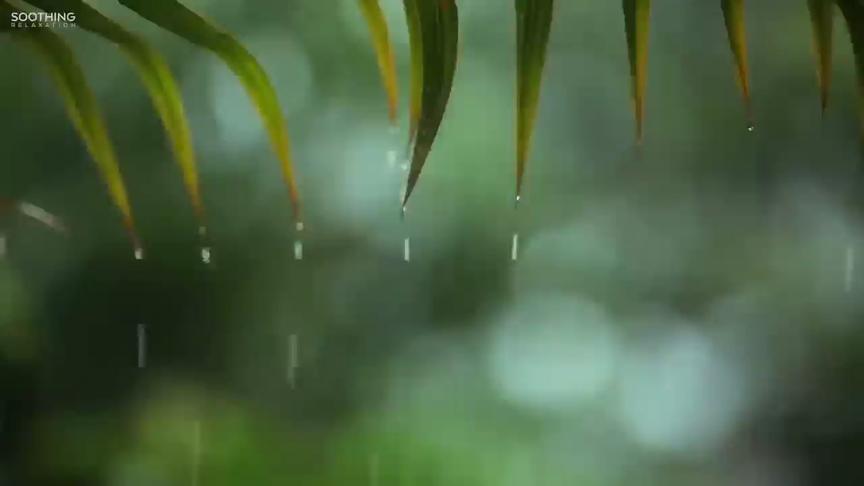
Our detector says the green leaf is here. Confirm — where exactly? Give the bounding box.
[118,0,301,221]
[838,0,864,140]
[404,0,424,148]
[27,0,205,226]
[358,0,399,123]
[1,2,139,248]
[808,0,836,114]
[623,0,651,143]
[721,0,754,129]
[515,0,554,201]
[403,0,459,206]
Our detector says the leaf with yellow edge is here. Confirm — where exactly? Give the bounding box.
[623,0,650,143]
[808,0,835,114]
[118,0,301,221]
[515,0,554,201]
[721,0,754,129]
[358,0,399,123]
[404,0,424,149]
[403,0,459,207]
[1,1,139,249]
[838,0,864,141]
[28,0,205,227]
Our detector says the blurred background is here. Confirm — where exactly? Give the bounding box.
[3,0,864,484]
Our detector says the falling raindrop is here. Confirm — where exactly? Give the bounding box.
[293,221,304,261]
[134,247,145,261]
[286,333,299,388]
[845,245,855,293]
[137,323,147,369]
[511,233,520,262]
[200,247,212,265]
[747,123,755,133]
[403,237,411,262]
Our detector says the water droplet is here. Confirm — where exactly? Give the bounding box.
[293,240,304,260]
[200,246,212,265]
[134,247,145,261]
[746,124,755,133]
[511,233,520,262]
[403,237,411,262]
[137,323,147,369]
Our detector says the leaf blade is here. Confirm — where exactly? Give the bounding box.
[358,0,399,123]
[2,2,139,248]
[403,0,459,206]
[838,0,864,140]
[808,0,835,114]
[721,0,754,128]
[515,0,554,200]
[404,0,424,149]
[623,0,651,143]
[118,0,301,221]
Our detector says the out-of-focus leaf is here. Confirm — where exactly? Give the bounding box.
[721,0,754,128]
[404,0,424,148]
[118,0,301,221]
[358,0,399,123]
[838,0,864,140]
[623,0,650,143]
[28,0,205,226]
[403,0,459,206]
[808,0,835,113]
[1,2,138,248]
[515,0,554,201]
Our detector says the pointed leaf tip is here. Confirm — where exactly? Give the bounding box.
[359,0,399,123]
[838,0,864,141]
[403,0,459,205]
[516,0,554,200]
[721,0,754,128]
[808,0,835,114]
[623,0,651,143]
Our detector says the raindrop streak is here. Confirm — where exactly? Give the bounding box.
[403,237,411,262]
[293,221,304,261]
[845,245,855,293]
[511,233,520,262]
[198,226,212,265]
[200,247,212,265]
[747,124,755,133]
[191,420,202,486]
[134,247,145,261]
[137,323,146,369]
[286,333,299,388]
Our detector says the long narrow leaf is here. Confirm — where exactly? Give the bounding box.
[358,0,399,123]
[404,0,424,148]
[28,0,205,225]
[623,0,650,143]
[515,0,554,201]
[1,2,139,248]
[808,0,835,114]
[403,0,459,206]
[118,0,301,221]
[721,0,754,128]
[838,0,864,140]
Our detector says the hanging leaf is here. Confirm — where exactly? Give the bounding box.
[623,0,651,143]
[721,0,754,129]
[404,0,424,148]
[808,0,835,114]
[118,0,301,221]
[1,2,139,248]
[358,0,399,123]
[403,0,459,206]
[838,0,864,142]
[515,0,554,201]
[28,0,205,226]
